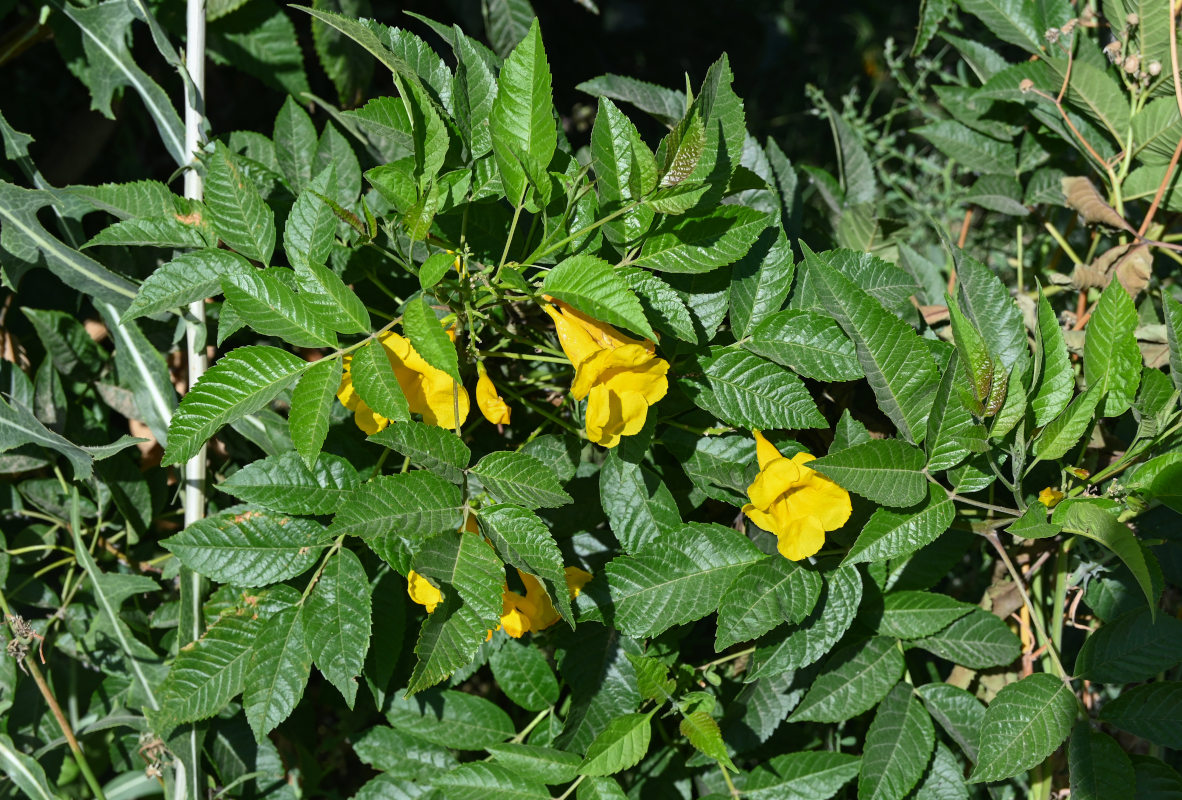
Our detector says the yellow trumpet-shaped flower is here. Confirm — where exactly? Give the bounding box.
[337,331,470,434]
[475,362,511,425]
[499,566,594,638]
[1038,487,1065,508]
[407,570,442,613]
[742,431,852,561]
[543,300,668,448]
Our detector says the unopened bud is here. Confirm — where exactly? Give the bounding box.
[1019,78,1035,93]
[1104,41,1122,62]
[1124,54,1140,74]
[1149,60,1163,76]
[1126,12,1139,25]
[1045,27,1060,43]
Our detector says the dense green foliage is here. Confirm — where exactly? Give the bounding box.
[1,1,1182,799]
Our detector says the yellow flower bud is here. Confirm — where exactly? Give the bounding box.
[475,362,511,425]
[1038,487,1065,508]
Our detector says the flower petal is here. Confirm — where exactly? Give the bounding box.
[753,430,783,471]
[585,383,650,448]
[407,571,442,613]
[476,363,511,425]
[746,457,803,510]
[776,515,826,561]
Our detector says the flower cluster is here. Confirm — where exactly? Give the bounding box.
[336,331,469,433]
[543,300,669,448]
[743,430,852,561]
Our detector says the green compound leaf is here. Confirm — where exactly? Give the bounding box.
[352,724,456,779]
[1084,279,1141,418]
[433,762,550,800]
[488,638,561,713]
[591,97,657,247]
[577,73,686,127]
[913,607,1021,669]
[84,215,211,249]
[203,141,276,264]
[916,683,986,763]
[329,471,465,539]
[599,449,682,554]
[218,450,360,515]
[715,557,823,650]
[859,683,935,800]
[747,565,863,679]
[349,339,412,424]
[790,637,905,723]
[925,351,987,472]
[295,261,370,335]
[153,612,257,736]
[542,255,655,341]
[273,95,318,193]
[970,673,1078,783]
[1031,385,1101,463]
[406,595,488,695]
[700,350,826,430]
[801,243,937,443]
[403,295,461,383]
[470,451,572,509]
[1098,682,1182,748]
[739,751,860,800]
[487,743,581,786]
[843,484,956,565]
[1068,721,1135,800]
[635,206,771,274]
[387,688,515,750]
[619,267,697,343]
[244,603,312,740]
[164,346,310,465]
[369,420,471,483]
[1031,287,1075,427]
[489,18,555,204]
[811,438,928,507]
[1074,607,1182,683]
[478,504,572,627]
[220,268,339,348]
[162,508,331,587]
[579,711,654,776]
[1060,502,1158,611]
[303,547,371,708]
[284,166,339,271]
[289,357,342,466]
[744,308,863,382]
[680,711,737,772]
[605,523,763,639]
[876,590,975,639]
[124,248,253,321]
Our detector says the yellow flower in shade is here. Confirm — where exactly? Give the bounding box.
[742,431,852,561]
[475,362,511,425]
[1038,487,1065,508]
[498,566,594,638]
[337,331,470,434]
[542,300,669,448]
[407,570,442,613]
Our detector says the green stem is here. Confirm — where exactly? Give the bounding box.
[24,652,108,800]
[524,197,646,264]
[496,201,526,278]
[300,535,347,604]
[1050,539,1073,657]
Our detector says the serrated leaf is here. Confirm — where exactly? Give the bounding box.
[488,743,581,786]
[0,734,57,800]
[715,557,823,650]
[84,215,211,249]
[403,295,461,383]
[163,509,330,587]
[164,346,310,465]
[790,637,905,723]
[1098,682,1182,748]
[801,243,938,443]
[1031,386,1101,462]
[124,249,252,320]
[353,723,456,779]
[452,26,498,158]
[618,267,697,343]
[700,350,826,430]
[220,269,338,348]
[368,421,471,483]
[412,530,504,626]
[627,654,676,703]
[489,638,560,712]
[811,438,928,507]
[739,751,860,800]
[434,762,550,800]
[290,357,342,465]
[728,227,794,338]
[204,141,276,263]
[329,471,464,539]
[542,255,655,341]
[1074,607,1182,683]
[1084,279,1141,417]
[64,179,177,220]
[244,604,311,739]
[599,449,681,554]
[471,451,572,509]
[349,339,412,424]
[477,504,572,627]
[1032,287,1075,426]
[314,122,362,207]
[605,524,763,638]
[219,451,360,514]
[1165,293,1182,392]
[877,591,974,639]
[915,120,1015,174]
[489,18,554,204]
[748,565,863,679]
[294,261,369,335]
[387,688,515,749]
[925,352,987,472]
[844,484,956,565]
[406,594,488,694]
[303,547,371,707]
[577,74,685,127]
[970,674,1077,783]
[914,608,1021,669]
[1069,721,1135,800]
[154,612,257,735]
[274,95,318,193]
[579,711,654,776]
[681,711,736,771]
[311,0,376,106]
[1061,502,1157,611]
[635,206,770,274]
[954,250,1028,375]
[916,683,986,763]
[859,682,935,800]
[744,309,863,382]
